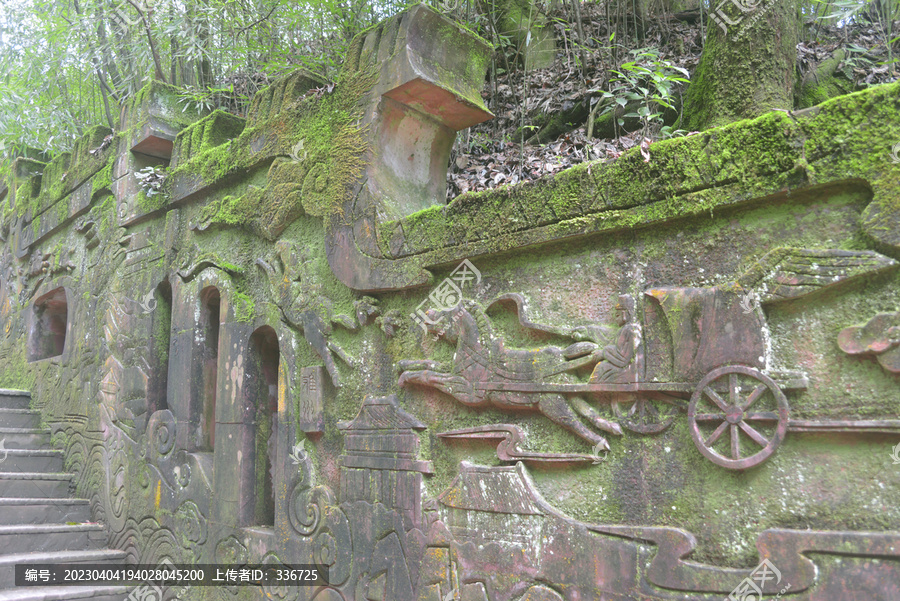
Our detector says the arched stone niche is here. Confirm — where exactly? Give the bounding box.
[27,285,70,362]
[197,285,221,451]
[236,325,279,528]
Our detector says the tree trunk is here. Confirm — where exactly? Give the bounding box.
[683,0,799,130]
[93,4,124,97]
[796,49,854,108]
[196,0,214,88]
[107,7,138,94]
[479,0,557,70]
[606,0,649,51]
[127,0,167,83]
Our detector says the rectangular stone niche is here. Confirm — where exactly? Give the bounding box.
[28,287,68,362]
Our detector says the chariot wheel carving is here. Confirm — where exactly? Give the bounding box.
[688,366,789,470]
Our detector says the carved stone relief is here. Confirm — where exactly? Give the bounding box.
[838,311,900,373]
[399,248,900,470]
[1,4,899,601]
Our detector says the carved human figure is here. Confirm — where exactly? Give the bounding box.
[590,294,641,384]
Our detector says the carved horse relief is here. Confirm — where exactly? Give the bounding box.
[400,248,900,469]
[399,296,624,450]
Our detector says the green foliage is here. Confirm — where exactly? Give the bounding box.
[598,47,689,138]
[813,0,866,22]
[659,125,689,138]
[840,44,877,78]
[0,0,411,166]
[177,84,251,115]
[808,0,900,65]
[0,2,103,156]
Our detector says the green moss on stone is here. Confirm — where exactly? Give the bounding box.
[0,344,36,390]
[91,160,114,197]
[380,80,900,264]
[233,292,256,322]
[174,66,376,228]
[174,110,247,163]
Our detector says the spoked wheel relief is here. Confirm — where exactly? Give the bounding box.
[688,366,789,470]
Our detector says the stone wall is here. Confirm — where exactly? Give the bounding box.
[2,4,900,600]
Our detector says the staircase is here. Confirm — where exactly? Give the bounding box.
[0,389,131,601]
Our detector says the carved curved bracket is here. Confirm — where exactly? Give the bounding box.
[861,181,900,250]
[838,311,900,373]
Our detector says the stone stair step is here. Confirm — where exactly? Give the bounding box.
[0,473,73,499]
[0,450,64,474]
[0,430,50,450]
[0,391,127,601]
[0,524,104,555]
[0,549,129,589]
[0,391,31,411]
[0,411,40,430]
[0,499,90,525]
[0,586,132,601]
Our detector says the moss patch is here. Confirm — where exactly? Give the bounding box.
[233,291,256,322]
[379,80,900,264]
[169,66,375,227]
[173,110,247,163]
[14,126,114,219]
[0,344,36,391]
